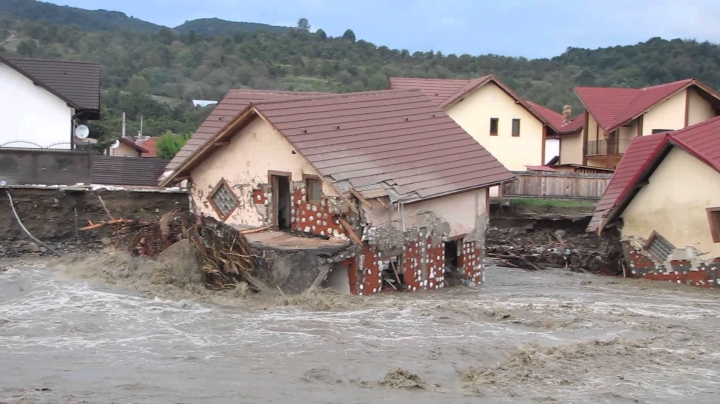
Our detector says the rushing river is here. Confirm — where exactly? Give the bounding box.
[1,260,720,403]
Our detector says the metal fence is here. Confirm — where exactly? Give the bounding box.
[501,171,612,199]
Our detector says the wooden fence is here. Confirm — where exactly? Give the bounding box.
[501,171,612,199]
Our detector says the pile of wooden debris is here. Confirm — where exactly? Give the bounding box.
[80,211,267,290]
[486,220,624,275]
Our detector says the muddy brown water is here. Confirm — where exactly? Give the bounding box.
[1,259,720,403]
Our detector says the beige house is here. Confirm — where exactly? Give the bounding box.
[390,75,563,172]
[161,89,513,295]
[107,137,147,157]
[558,79,720,170]
[590,116,720,287]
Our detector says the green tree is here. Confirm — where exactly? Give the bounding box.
[16,40,38,56]
[156,131,190,159]
[367,73,388,90]
[315,29,327,41]
[296,18,310,32]
[342,29,356,42]
[127,75,150,94]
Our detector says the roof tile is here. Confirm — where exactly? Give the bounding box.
[170,90,515,202]
[6,57,101,111]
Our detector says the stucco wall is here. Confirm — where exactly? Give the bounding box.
[642,90,687,136]
[0,63,73,149]
[108,142,140,157]
[687,87,717,126]
[587,113,600,142]
[189,114,338,229]
[364,188,488,244]
[559,130,583,165]
[447,82,543,171]
[621,147,720,258]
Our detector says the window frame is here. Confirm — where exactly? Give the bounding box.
[304,174,323,203]
[207,177,239,221]
[706,207,720,243]
[651,129,673,134]
[490,118,499,136]
[511,118,521,137]
[643,231,674,262]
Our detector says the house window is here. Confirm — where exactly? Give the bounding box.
[645,232,674,262]
[706,207,720,243]
[651,129,672,134]
[209,179,238,220]
[512,119,521,137]
[490,118,499,136]
[306,176,322,202]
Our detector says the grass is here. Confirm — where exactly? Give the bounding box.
[508,197,597,208]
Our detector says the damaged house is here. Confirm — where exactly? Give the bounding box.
[589,116,720,286]
[160,89,514,294]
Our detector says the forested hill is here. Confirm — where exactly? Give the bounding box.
[1,5,720,149]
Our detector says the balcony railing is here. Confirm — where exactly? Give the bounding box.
[586,139,631,156]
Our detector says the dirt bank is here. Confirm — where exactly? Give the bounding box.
[0,188,187,258]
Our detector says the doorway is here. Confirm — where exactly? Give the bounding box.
[271,174,291,230]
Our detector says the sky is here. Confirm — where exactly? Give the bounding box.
[46,0,720,59]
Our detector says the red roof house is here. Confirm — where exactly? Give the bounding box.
[561,79,720,170]
[390,75,564,170]
[161,89,514,295]
[588,115,720,286]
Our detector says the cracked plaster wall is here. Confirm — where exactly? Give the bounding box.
[187,116,342,230]
[353,188,488,295]
[620,146,720,263]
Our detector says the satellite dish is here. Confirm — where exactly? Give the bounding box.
[110,140,120,149]
[74,125,90,139]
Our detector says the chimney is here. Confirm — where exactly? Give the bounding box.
[562,105,572,125]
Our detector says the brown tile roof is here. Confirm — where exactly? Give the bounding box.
[389,77,469,105]
[390,75,557,130]
[575,79,720,133]
[166,89,327,171]
[92,156,170,187]
[4,57,101,113]
[119,137,148,153]
[164,90,515,202]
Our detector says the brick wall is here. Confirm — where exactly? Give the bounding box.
[624,241,720,287]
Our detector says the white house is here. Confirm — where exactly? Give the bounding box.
[0,56,101,149]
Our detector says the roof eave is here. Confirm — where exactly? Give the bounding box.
[0,55,83,110]
[159,105,258,187]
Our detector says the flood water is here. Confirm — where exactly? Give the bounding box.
[1,261,720,403]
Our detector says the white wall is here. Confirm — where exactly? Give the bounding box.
[447,82,544,171]
[0,63,73,148]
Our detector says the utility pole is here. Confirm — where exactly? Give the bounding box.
[121,112,126,138]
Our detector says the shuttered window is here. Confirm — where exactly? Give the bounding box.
[646,232,674,262]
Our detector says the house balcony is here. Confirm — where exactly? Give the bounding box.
[586,139,631,156]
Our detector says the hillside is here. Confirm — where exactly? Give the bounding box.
[174,18,290,37]
[0,0,163,32]
[2,7,720,151]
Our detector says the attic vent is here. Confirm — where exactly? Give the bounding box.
[646,232,674,262]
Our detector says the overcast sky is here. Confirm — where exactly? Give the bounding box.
[46,0,720,58]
